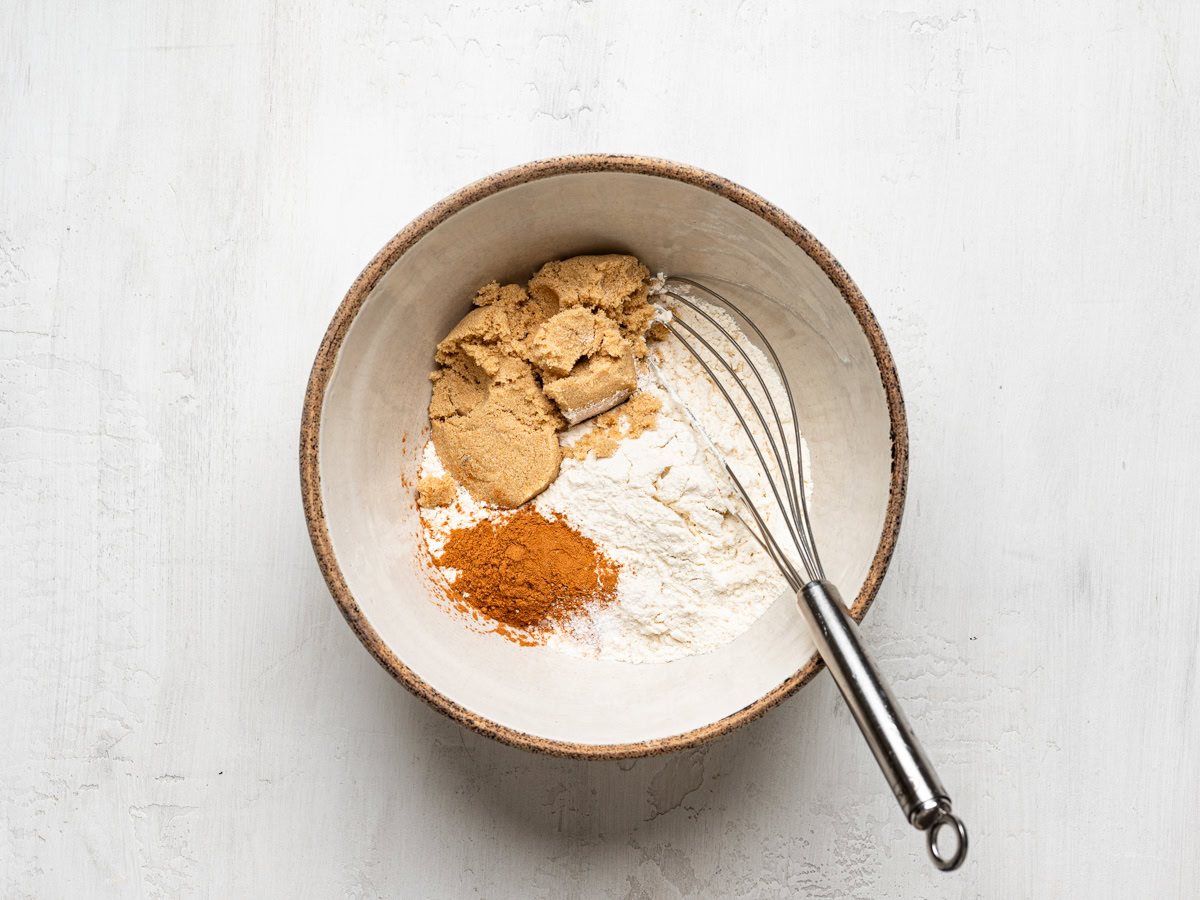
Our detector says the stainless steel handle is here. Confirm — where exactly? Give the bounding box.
[798,580,968,871]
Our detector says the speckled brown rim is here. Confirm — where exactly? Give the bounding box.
[300,154,908,760]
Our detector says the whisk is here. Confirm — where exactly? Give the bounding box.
[657,275,968,872]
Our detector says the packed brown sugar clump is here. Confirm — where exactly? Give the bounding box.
[416,474,456,508]
[436,507,619,630]
[428,254,659,507]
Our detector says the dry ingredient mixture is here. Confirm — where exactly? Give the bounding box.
[416,255,806,663]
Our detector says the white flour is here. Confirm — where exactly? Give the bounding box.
[418,296,810,663]
[416,441,483,561]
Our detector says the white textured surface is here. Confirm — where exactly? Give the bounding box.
[3,0,1198,895]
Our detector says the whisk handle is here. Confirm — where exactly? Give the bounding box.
[797,580,968,871]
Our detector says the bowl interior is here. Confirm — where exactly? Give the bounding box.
[316,169,896,749]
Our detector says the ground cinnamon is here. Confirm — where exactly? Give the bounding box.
[436,507,619,631]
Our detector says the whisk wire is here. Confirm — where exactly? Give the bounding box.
[667,276,825,580]
[662,292,804,535]
[662,316,816,578]
[663,321,817,582]
[727,470,804,592]
[661,281,829,584]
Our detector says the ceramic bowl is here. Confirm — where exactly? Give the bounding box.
[301,155,906,758]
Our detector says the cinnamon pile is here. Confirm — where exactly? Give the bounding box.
[436,507,619,632]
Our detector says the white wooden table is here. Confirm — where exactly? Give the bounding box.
[4,1,1198,895]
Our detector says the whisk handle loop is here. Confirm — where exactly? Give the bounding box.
[798,580,967,871]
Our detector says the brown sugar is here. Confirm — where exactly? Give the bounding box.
[524,307,615,376]
[564,392,663,461]
[542,351,637,425]
[436,507,619,631]
[528,254,656,338]
[417,474,456,508]
[428,254,657,507]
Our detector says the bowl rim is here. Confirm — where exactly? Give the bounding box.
[300,153,908,759]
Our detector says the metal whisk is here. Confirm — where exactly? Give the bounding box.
[658,275,968,872]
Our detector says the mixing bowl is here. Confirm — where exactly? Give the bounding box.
[300,155,907,758]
